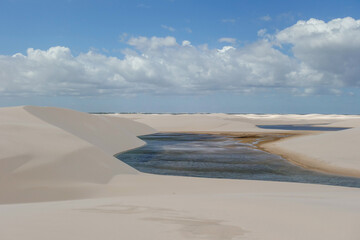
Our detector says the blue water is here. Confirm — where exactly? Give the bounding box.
[257,124,349,131]
[117,133,360,188]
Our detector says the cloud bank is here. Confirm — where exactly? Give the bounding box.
[0,17,359,97]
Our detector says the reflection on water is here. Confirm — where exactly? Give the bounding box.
[117,133,360,188]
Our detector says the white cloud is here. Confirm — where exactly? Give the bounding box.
[260,15,271,21]
[217,46,235,53]
[276,17,360,88]
[0,17,359,97]
[182,40,192,46]
[218,37,237,44]
[0,41,293,96]
[161,24,175,32]
[257,29,267,37]
[127,36,177,50]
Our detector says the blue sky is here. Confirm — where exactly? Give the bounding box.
[0,0,360,113]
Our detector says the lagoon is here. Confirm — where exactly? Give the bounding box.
[117,133,360,188]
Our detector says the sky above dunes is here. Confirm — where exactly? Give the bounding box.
[0,0,360,113]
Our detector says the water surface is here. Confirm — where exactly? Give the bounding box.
[257,124,349,131]
[117,133,360,188]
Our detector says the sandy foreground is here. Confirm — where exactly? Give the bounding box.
[1,106,360,239]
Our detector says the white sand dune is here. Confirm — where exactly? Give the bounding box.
[322,118,360,128]
[1,107,360,239]
[0,106,155,203]
[266,127,360,177]
[25,106,155,155]
[114,114,268,132]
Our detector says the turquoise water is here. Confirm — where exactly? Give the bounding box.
[117,133,360,188]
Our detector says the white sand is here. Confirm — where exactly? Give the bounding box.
[265,127,360,177]
[1,107,360,239]
[0,106,155,203]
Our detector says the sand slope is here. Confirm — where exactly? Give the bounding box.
[0,106,155,203]
[112,114,268,132]
[266,127,360,177]
[25,106,155,155]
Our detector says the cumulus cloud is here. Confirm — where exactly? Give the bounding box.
[182,40,192,46]
[0,41,293,96]
[257,29,267,37]
[0,17,359,97]
[218,37,237,44]
[276,17,360,88]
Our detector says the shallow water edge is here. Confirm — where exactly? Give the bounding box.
[117,132,360,188]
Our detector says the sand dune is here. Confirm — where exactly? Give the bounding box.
[112,113,268,132]
[0,106,155,203]
[265,126,360,177]
[117,112,360,126]
[25,106,155,155]
[1,107,360,239]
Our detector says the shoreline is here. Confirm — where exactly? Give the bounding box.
[262,140,360,179]
[159,130,360,178]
